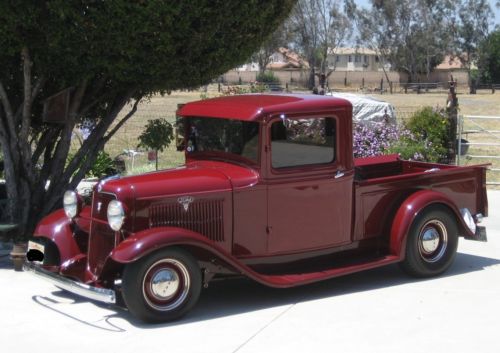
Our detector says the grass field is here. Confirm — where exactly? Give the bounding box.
[103,85,500,187]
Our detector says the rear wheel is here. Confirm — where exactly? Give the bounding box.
[122,247,202,323]
[399,206,459,277]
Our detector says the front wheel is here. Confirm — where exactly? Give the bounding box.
[122,247,202,323]
[399,206,459,278]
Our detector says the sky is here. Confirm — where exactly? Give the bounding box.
[354,0,500,27]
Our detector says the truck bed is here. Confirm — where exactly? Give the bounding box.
[354,154,460,182]
[352,154,488,242]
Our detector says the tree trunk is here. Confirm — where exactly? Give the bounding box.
[0,48,138,241]
[381,65,393,94]
[308,68,316,90]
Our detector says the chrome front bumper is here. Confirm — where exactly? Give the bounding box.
[23,261,116,304]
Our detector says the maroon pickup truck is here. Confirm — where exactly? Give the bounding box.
[25,94,488,323]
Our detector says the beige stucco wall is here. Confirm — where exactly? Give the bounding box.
[221,69,470,89]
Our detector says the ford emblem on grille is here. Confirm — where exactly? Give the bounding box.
[178,196,194,212]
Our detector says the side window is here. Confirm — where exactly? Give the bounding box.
[271,117,336,169]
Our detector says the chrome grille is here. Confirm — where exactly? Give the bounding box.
[88,193,116,275]
[91,192,115,221]
[149,199,224,242]
[88,221,115,275]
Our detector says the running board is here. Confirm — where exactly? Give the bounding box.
[255,255,400,288]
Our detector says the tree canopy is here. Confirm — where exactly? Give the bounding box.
[341,0,495,86]
[352,0,457,83]
[288,0,352,89]
[0,0,295,238]
[479,29,500,83]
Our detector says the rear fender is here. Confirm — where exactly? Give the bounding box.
[390,190,473,259]
[33,209,82,264]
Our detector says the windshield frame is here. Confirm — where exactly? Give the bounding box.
[179,115,262,168]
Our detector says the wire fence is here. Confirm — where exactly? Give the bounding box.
[88,85,495,181]
[95,94,190,173]
[458,115,500,187]
[393,106,423,122]
[97,90,426,176]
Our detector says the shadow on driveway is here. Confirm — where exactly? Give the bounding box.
[29,251,500,331]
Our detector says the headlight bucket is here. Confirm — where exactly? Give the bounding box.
[107,200,125,231]
[63,191,81,219]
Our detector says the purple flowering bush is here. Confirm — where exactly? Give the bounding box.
[353,123,401,158]
[353,122,442,162]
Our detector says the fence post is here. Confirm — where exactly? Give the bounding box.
[446,76,458,164]
[456,115,462,166]
[380,79,383,94]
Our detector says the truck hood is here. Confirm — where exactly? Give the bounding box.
[96,160,259,200]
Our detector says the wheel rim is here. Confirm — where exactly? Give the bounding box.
[142,259,190,311]
[417,220,448,263]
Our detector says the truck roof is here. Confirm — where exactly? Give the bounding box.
[177,94,352,121]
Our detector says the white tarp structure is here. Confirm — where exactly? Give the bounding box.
[326,93,396,125]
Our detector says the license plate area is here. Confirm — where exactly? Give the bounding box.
[27,240,45,263]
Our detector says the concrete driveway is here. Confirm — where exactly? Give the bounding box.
[1,192,499,353]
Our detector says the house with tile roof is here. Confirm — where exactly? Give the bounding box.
[327,48,391,72]
[267,47,309,70]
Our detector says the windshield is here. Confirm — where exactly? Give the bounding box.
[183,117,260,163]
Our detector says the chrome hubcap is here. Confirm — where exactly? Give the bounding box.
[421,229,440,253]
[143,259,190,311]
[418,220,448,263]
[151,269,180,299]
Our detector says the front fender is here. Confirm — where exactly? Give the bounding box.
[109,227,296,287]
[110,227,237,264]
[390,190,473,259]
[33,209,81,263]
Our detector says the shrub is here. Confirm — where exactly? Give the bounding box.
[221,83,267,95]
[256,71,280,83]
[404,106,449,160]
[67,150,116,179]
[353,123,406,158]
[87,151,116,178]
[353,121,442,162]
[386,138,435,162]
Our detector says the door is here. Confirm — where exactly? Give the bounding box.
[266,116,353,254]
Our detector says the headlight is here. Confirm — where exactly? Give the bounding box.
[460,208,476,234]
[107,200,125,231]
[63,191,79,219]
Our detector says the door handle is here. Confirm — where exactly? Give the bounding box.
[335,170,345,179]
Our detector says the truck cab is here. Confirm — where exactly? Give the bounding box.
[179,95,354,257]
[25,94,488,323]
